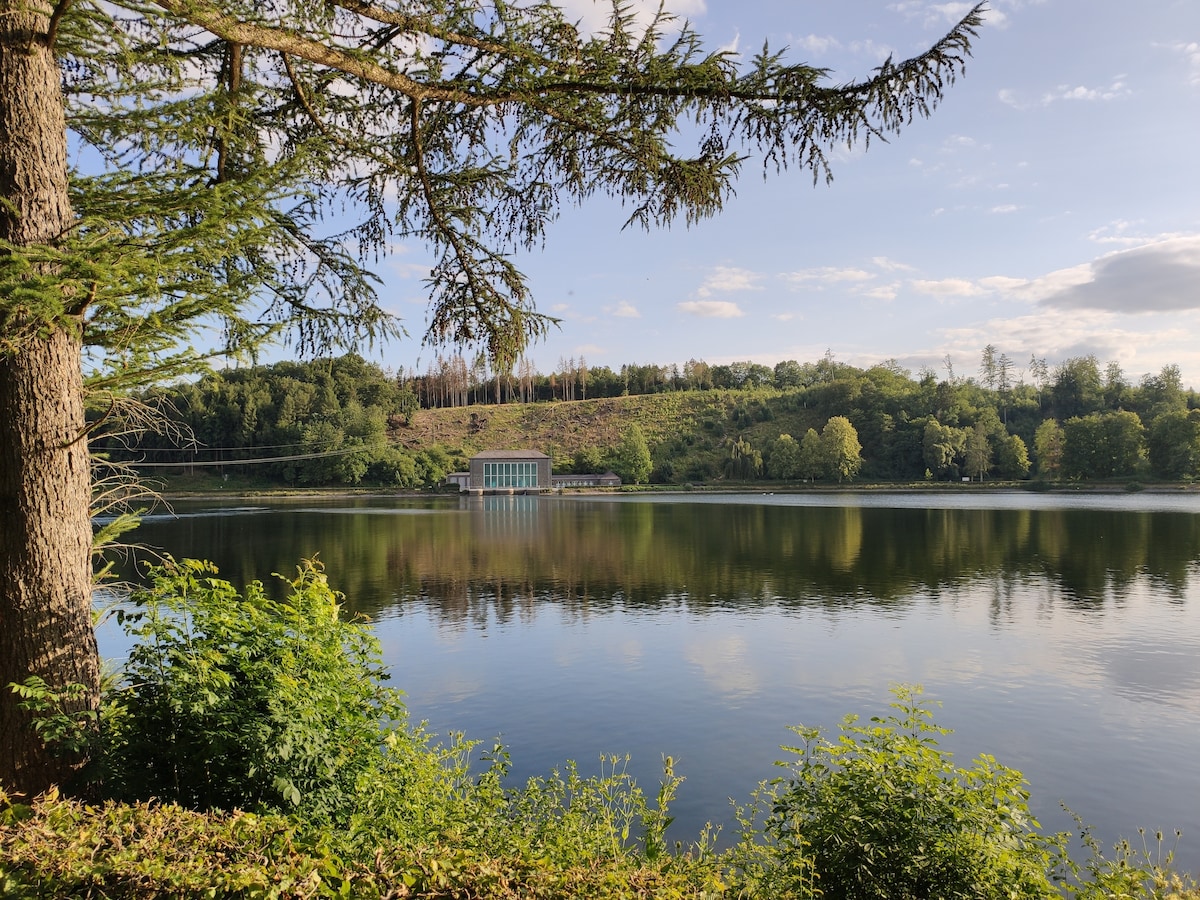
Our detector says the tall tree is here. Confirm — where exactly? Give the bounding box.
[611,424,652,485]
[799,428,824,482]
[0,0,985,795]
[1034,419,1065,478]
[821,416,863,483]
[978,344,998,390]
[964,422,992,481]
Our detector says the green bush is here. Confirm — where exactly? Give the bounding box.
[762,685,1060,900]
[99,558,407,824]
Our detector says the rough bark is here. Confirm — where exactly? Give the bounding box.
[0,0,99,798]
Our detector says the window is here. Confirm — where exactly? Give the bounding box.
[482,460,538,488]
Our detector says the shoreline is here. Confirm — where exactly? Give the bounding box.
[151,479,1200,503]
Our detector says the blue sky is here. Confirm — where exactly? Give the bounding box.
[378,0,1200,388]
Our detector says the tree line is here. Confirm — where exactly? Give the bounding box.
[406,354,829,405]
[102,347,1200,487]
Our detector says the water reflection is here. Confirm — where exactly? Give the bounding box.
[114,492,1200,870]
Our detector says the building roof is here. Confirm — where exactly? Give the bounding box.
[472,449,550,460]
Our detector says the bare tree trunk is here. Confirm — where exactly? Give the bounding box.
[0,0,99,797]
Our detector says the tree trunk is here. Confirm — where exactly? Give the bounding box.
[0,0,99,798]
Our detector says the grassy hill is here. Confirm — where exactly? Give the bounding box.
[393,389,826,482]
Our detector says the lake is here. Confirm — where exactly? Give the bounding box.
[99,490,1200,870]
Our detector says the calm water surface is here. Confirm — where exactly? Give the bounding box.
[101,491,1200,869]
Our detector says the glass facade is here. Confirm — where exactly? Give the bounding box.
[482,461,539,488]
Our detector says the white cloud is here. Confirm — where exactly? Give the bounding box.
[796,34,841,55]
[979,5,1009,27]
[678,300,745,318]
[1165,40,1200,86]
[555,0,705,36]
[1000,76,1130,110]
[977,275,1030,293]
[1084,221,1192,248]
[911,277,986,298]
[385,260,431,280]
[846,38,895,62]
[889,1,989,29]
[781,266,874,288]
[611,301,641,318]
[872,257,916,272]
[863,284,900,301]
[696,266,764,297]
[1044,77,1131,104]
[997,88,1020,108]
[990,204,1019,214]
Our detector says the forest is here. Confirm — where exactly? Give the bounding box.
[97,347,1200,488]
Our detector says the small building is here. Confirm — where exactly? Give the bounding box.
[446,449,553,493]
[446,451,622,493]
[552,471,622,489]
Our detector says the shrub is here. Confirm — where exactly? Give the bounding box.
[763,685,1059,900]
[99,558,407,824]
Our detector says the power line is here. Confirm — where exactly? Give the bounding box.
[129,441,394,467]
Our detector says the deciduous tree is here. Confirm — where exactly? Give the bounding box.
[1034,420,1065,479]
[611,424,652,485]
[821,416,863,483]
[768,433,802,480]
[1146,410,1200,480]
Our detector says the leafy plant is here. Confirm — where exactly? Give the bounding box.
[1057,813,1198,900]
[765,685,1060,900]
[99,557,407,823]
[8,678,96,758]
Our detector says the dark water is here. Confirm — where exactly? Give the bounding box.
[99,491,1200,869]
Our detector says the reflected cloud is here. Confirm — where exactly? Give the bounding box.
[684,634,760,699]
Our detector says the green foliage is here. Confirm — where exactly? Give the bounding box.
[765,685,1060,900]
[573,445,607,474]
[964,422,992,481]
[100,558,407,823]
[995,433,1032,480]
[95,355,462,489]
[799,428,825,482]
[1058,817,1199,900]
[102,349,1200,489]
[1035,419,1065,478]
[1147,410,1200,479]
[5,670,1200,898]
[726,435,764,480]
[1061,411,1145,480]
[924,419,966,480]
[8,678,96,758]
[821,416,863,483]
[610,424,653,485]
[768,433,802,480]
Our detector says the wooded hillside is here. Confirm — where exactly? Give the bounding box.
[95,351,1200,489]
